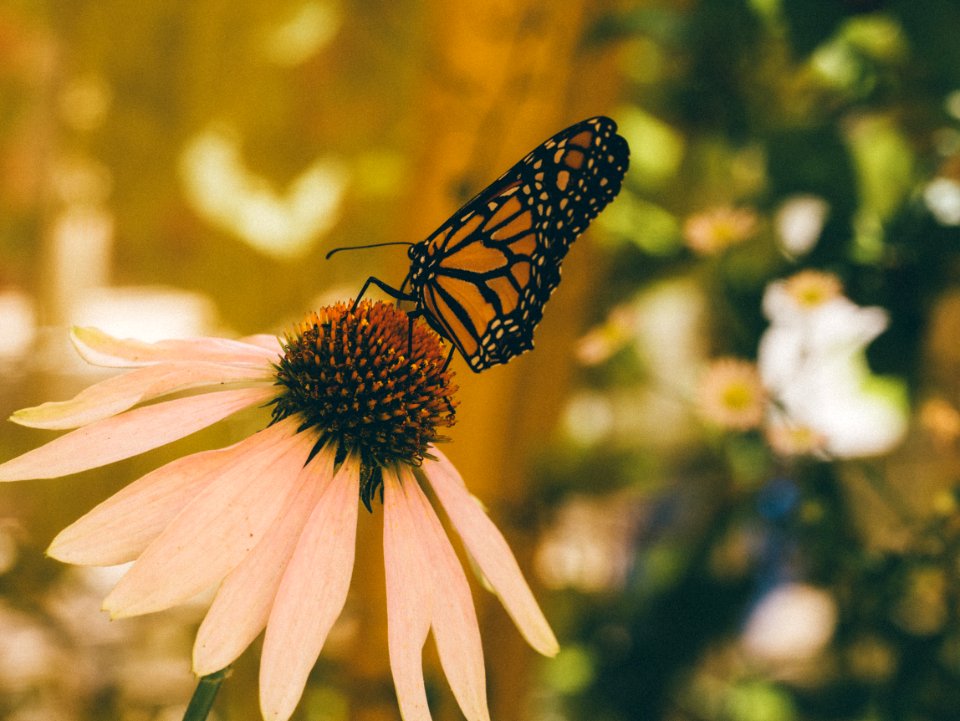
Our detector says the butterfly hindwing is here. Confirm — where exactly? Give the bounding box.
[408,116,629,371]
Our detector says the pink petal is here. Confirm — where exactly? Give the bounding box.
[383,467,433,721]
[12,362,273,430]
[259,453,361,721]
[49,437,261,565]
[399,466,489,721]
[71,327,277,368]
[238,334,284,356]
[423,449,558,657]
[193,443,339,676]
[0,387,276,482]
[102,421,315,618]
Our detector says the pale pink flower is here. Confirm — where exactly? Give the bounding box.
[919,397,960,449]
[764,414,829,458]
[682,205,760,255]
[0,301,557,721]
[575,303,639,366]
[696,357,766,431]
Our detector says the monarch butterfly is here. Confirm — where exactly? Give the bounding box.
[351,116,629,372]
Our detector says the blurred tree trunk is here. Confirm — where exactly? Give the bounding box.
[350,3,625,721]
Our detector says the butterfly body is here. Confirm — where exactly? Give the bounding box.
[348,116,628,372]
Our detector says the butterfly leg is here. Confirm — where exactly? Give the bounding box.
[351,276,416,312]
[407,309,458,415]
[352,277,426,363]
[403,307,425,359]
[401,307,456,373]
[351,280,455,415]
[440,346,455,373]
[438,345,458,416]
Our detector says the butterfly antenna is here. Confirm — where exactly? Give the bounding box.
[325,241,415,260]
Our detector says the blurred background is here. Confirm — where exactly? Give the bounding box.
[3,0,960,719]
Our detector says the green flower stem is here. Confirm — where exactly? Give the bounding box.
[182,667,232,721]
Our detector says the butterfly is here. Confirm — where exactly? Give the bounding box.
[352,116,629,372]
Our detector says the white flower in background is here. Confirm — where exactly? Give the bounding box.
[774,194,830,257]
[923,177,960,226]
[742,583,837,663]
[758,271,908,458]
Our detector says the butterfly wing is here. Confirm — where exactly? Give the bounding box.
[410,116,629,371]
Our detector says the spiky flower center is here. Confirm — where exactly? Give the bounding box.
[271,300,457,508]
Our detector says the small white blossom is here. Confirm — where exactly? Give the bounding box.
[758,273,908,458]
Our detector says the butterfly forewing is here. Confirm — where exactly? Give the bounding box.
[408,116,629,371]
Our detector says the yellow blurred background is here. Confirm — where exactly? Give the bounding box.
[0,2,624,720]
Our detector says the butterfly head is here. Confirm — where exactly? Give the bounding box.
[406,239,439,280]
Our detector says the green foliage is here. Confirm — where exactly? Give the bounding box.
[545,2,960,721]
